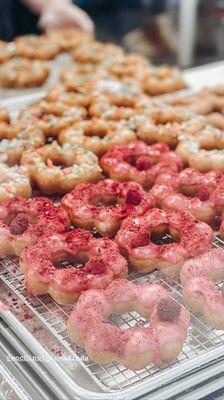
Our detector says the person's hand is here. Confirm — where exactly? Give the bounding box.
[38,1,94,33]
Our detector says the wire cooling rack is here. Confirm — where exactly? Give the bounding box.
[0,235,224,392]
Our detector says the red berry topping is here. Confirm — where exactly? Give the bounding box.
[136,155,152,171]
[88,259,107,274]
[9,214,29,235]
[126,189,141,205]
[157,298,181,322]
[131,231,149,248]
[198,188,210,202]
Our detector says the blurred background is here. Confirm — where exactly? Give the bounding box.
[0,0,224,68]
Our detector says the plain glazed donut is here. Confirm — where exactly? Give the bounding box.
[0,164,32,202]
[115,208,213,276]
[100,141,183,189]
[61,179,154,236]
[20,229,128,305]
[0,197,68,257]
[0,58,49,88]
[21,142,102,195]
[181,248,224,330]
[150,168,223,223]
[67,279,190,370]
[59,119,136,155]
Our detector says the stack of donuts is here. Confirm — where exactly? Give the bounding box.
[0,30,224,372]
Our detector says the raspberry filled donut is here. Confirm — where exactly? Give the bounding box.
[0,164,31,202]
[100,141,182,189]
[115,209,213,276]
[14,34,60,60]
[0,197,68,257]
[181,248,224,329]
[21,142,101,195]
[59,119,136,155]
[0,126,45,166]
[140,66,186,96]
[19,100,87,138]
[61,180,154,236]
[67,279,190,370]
[0,58,49,88]
[176,123,224,171]
[151,168,223,223]
[20,229,128,305]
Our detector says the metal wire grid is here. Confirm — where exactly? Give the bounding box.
[0,235,224,392]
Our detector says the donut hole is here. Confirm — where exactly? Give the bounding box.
[53,252,88,270]
[90,195,119,207]
[45,156,71,170]
[83,126,108,138]
[151,228,179,245]
[131,226,179,249]
[108,310,149,330]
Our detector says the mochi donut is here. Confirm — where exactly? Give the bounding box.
[115,209,213,276]
[100,141,182,189]
[0,58,49,88]
[0,197,68,257]
[18,100,87,138]
[181,248,224,330]
[21,142,102,195]
[150,168,223,223]
[61,179,155,236]
[0,164,32,202]
[67,279,190,370]
[59,118,136,156]
[20,229,128,305]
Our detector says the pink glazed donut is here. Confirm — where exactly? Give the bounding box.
[61,179,154,236]
[150,168,223,223]
[20,229,128,305]
[67,279,190,370]
[181,248,224,330]
[100,141,182,189]
[0,197,68,257]
[115,208,213,276]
